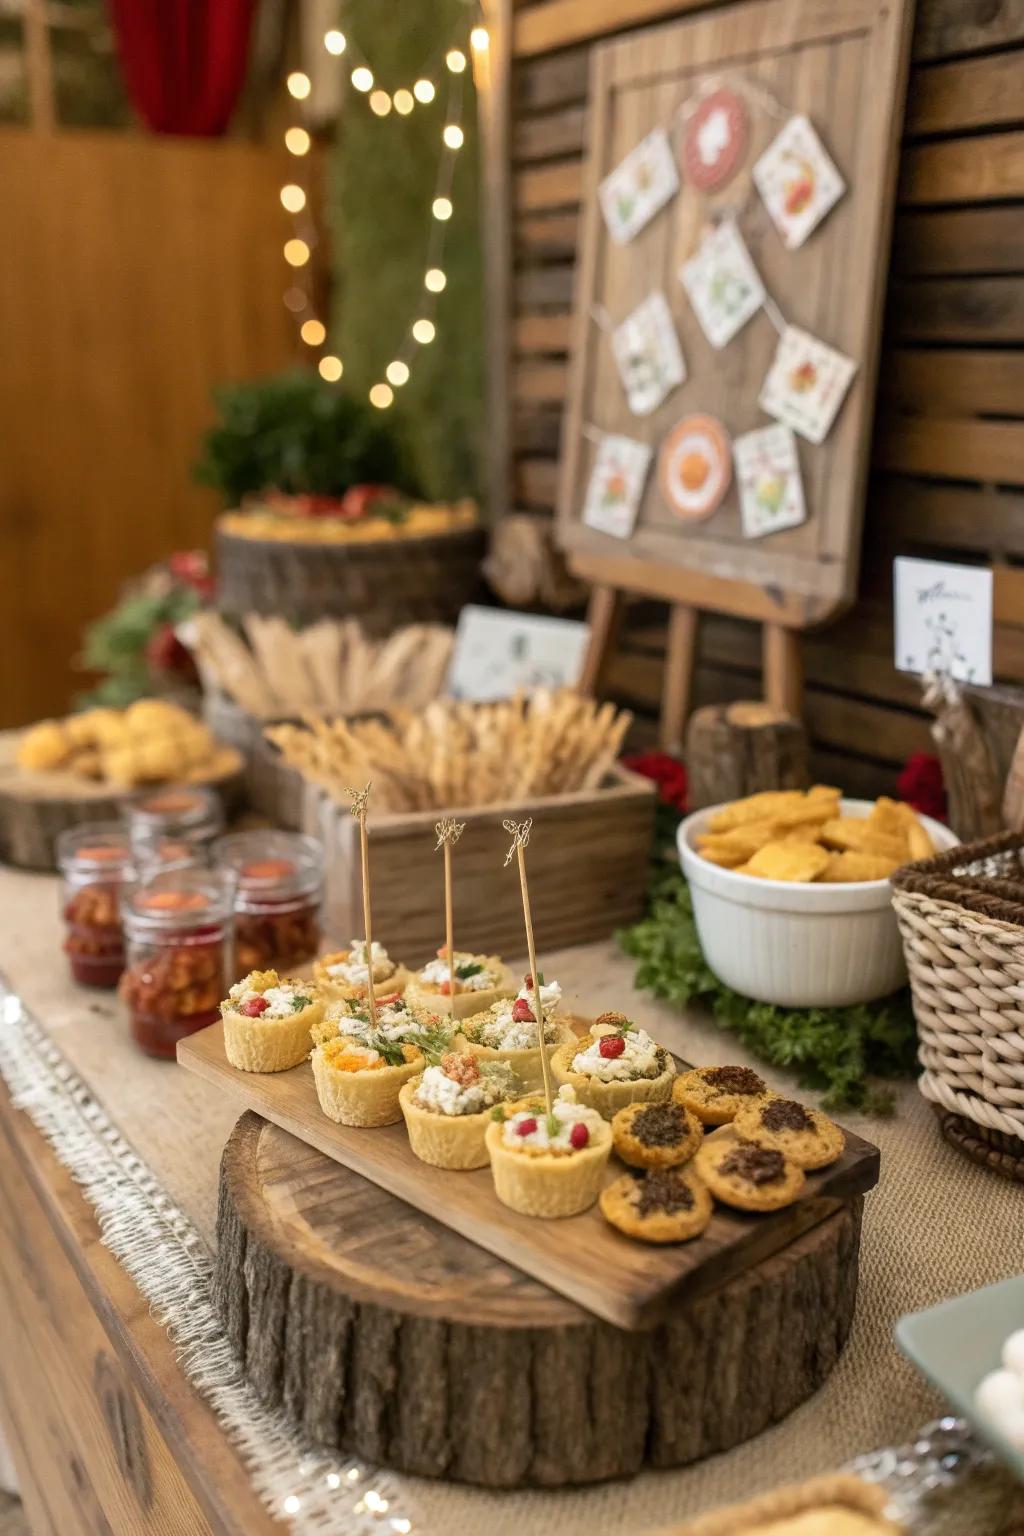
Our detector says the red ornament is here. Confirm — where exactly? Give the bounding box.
[569,1122,590,1150]
[240,996,270,1017]
[682,88,748,193]
[599,1035,626,1059]
[897,753,947,824]
[622,751,688,814]
[511,998,535,1024]
[145,622,199,684]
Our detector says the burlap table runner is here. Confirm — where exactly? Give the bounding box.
[3,866,1022,1533]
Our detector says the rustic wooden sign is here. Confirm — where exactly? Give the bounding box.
[557,0,914,630]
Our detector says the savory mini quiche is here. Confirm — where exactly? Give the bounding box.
[404,949,515,1020]
[485,1085,611,1217]
[400,1051,521,1170]
[221,969,323,1073]
[550,1012,676,1119]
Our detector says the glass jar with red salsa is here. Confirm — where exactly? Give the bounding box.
[120,870,234,1059]
[57,824,133,989]
[215,831,323,978]
[126,785,223,872]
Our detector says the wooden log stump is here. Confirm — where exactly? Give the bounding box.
[686,702,809,811]
[216,1112,863,1488]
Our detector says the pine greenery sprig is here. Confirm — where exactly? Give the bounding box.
[617,869,918,1114]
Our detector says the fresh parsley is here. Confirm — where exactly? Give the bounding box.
[490,1104,507,1122]
[546,1112,561,1140]
[290,996,312,1012]
[365,1032,407,1067]
[617,870,917,1113]
[455,960,485,980]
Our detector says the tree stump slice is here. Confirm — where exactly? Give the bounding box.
[216,1112,863,1488]
[686,702,810,811]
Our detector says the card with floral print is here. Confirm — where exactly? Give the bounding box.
[733,424,806,539]
[758,324,857,444]
[581,433,653,539]
[611,291,687,416]
[752,114,845,250]
[598,128,680,245]
[679,220,765,349]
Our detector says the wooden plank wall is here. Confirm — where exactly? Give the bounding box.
[508,0,1024,792]
[0,130,297,727]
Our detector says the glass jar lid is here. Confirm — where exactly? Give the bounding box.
[57,822,133,878]
[122,867,235,938]
[127,785,224,840]
[215,831,323,910]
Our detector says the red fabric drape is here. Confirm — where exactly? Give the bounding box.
[107,0,256,137]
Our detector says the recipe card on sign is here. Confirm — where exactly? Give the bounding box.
[894,558,993,686]
[446,606,590,701]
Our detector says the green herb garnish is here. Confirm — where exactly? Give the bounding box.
[617,870,917,1113]
[365,1032,407,1067]
[456,960,485,980]
[290,996,312,1012]
[546,1112,561,1139]
[490,1105,507,1122]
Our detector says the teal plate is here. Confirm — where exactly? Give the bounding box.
[897,1274,1024,1483]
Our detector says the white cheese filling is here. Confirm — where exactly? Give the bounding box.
[328,938,396,987]
[418,953,496,992]
[230,982,312,1020]
[501,1085,603,1149]
[471,979,564,1049]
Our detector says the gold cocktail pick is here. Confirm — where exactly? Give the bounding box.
[434,817,466,1026]
[346,781,377,1033]
[502,817,553,1116]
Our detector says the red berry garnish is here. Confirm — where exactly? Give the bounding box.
[515,1116,538,1137]
[599,1034,625,1058]
[511,998,535,1023]
[241,996,270,1017]
[438,980,452,996]
[569,1122,589,1149]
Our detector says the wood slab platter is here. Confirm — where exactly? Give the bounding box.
[179,1018,879,1330]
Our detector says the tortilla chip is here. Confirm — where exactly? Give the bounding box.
[707,791,811,833]
[820,851,898,883]
[744,841,830,882]
[894,802,935,861]
[819,818,907,863]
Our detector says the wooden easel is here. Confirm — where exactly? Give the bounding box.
[578,582,803,754]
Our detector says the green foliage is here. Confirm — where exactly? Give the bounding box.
[194,371,412,505]
[617,868,918,1113]
[329,0,484,502]
[77,586,199,709]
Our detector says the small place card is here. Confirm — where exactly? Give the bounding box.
[894,558,993,686]
[679,220,765,350]
[733,424,806,539]
[753,114,845,250]
[611,290,687,416]
[759,324,857,444]
[581,432,653,539]
[599,127,680,245]
[446,606,590,701]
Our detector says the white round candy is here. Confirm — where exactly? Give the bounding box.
[1001,1329,1024,1378]
[976,1368,1024,1422]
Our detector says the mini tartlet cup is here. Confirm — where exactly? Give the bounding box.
[485,1115,612,1218]
[461,1016,578,1092]
[312,953,411,1002]
[221,995,324,1074]
[398,1077,496,1170]
[405,959,515,1022]
[549,1036,676,1120]
[311,1042,423,1127]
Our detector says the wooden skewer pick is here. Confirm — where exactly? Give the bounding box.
[434,817,466,1026]
[346,781,377,1033]
[503,817,553,1116]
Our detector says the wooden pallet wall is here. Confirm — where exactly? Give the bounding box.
[506,0,1024,790]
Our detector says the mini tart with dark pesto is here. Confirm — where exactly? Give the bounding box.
[600,1165,713,1244]
[732,1096,846,1170]
[311,1034,424,1127]
[694,1128,805,1212]
[550,1012,676,1120]
[673,1064,774,1125]
[611,1099,703,1170]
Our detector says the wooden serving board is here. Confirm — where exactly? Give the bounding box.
[179,1020,879,1330]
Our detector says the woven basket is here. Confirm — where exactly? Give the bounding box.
[891,831,1024,1154]
[216,524,486,633]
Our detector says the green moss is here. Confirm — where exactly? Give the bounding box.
[328,0,484,503]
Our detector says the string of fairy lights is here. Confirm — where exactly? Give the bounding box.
[279,10,488,409]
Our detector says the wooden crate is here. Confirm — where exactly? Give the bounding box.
[305,764,656,964]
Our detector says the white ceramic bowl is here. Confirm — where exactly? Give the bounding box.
[677,798,959,1008]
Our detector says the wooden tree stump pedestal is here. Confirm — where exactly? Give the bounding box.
[686,703,810,812]
[216,1113,863,1489]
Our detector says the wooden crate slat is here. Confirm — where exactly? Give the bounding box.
[906,52,1024,135]
[888,276,1024,342]
[875,417,1024,483]
[514,159,584,212]
[514,0,709,58]
[893,206,1024,275]
[881,348,1024,416]
[517,455,560,507]
[514,360,569,401]
[513,404,563,454]
[515,264,575,308]
[514,105,589,162]
[517,209,581,259]
[514,312,572,353]
[513,47,589,112]
[901,130,1024,204]
[869,479,1024,557]
[911,0,1024,63]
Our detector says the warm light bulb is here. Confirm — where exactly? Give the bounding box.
[470,26,489,50]
[324,29,346,55]
[413,79,435,103]
[446,48,467,73]
[443,124,464,149]
[301,319,326,346]
[283,286,307,313]
[285,126,311,155]
[386,360,410,386]
[319,355,343,382]
[351,66,373,92]
[369,89,391,116]
[280,183,306,213]
[393,88,414,115]
[412,318,436,343]
[287,71,311,100]
[369,383,394,409]
[424,268,446,293]
[284,238,310,267]
[432,196,453,221]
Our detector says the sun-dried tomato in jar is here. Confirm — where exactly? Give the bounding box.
[215,831,323,979]
[57,824,133,989]
[126,785,223,872]
[120,870,233,1059]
